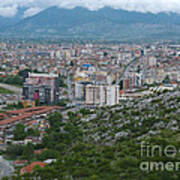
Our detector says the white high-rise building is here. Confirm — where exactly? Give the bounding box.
[56,50,61,59]
[85,85,105,106]
[148,56,157,67]
[85,85,119,107]
[106,85,119,106]
[135,73,143,87]
[50,51,55,58]
[75,82,84,99]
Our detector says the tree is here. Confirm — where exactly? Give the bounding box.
[137,65,141,73]
[59,76,67,88]
[14,124,26,140]
[70,61,74,66]
[163,75,170,83]
[22,143,34,160]
[79,108,91,116]
[56,100,68,107]
[27,128,40,137]
[37,149,60,161]
[104,52,108,57]
[6,144,24,159]
[18,69,31,77]
[47,112,63,128]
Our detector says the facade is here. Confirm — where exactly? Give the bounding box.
[123,73,143,90]
[148,56,157,67]
[85,85,105,106]
[75,82,85,99]
[75,81,91,100]
[85,85,119,106]
[23,73,59,105]
[106,85,119,106]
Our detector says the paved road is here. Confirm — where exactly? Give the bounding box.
[0,156,14,178]
[117,56,141,85]
[67,75,74,101]
[0,83,22,94]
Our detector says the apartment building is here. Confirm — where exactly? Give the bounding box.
[23,73,59,105]
[85,85,119,106]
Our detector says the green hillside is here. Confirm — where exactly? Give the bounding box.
[3,87,180,180]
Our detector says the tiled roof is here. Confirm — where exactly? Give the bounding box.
[26,120,38,126]
[0,113,32,126]
[0,106,62,126]
[20,161,47,175]
[0,113,7,119]
[7,106,47,115]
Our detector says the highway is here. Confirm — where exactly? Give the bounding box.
[0,156,14,178]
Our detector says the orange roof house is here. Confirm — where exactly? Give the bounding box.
[20,161,47,175]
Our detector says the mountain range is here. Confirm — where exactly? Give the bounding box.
[1,7,180,40]
[0,8,27,28]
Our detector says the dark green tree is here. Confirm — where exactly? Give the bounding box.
[14,124,26,140]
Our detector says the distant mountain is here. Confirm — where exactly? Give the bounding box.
[2,6,180,40]
[0,8,27,28]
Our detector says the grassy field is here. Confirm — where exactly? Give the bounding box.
[0,87,14,94]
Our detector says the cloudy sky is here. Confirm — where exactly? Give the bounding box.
[1,0,180,18]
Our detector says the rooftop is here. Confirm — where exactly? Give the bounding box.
[28,73,58,78]
[20,161,47,175]
[0,106,62,126]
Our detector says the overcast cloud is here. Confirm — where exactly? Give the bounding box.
[1,0,180,17]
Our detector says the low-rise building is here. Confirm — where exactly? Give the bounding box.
[0,106,62,144]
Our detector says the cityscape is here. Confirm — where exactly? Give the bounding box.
[0,1,180,180]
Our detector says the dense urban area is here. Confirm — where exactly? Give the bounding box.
[0,40,179,179]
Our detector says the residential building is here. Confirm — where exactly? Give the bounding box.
[23,73,59,105]
[85,85,119,106]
